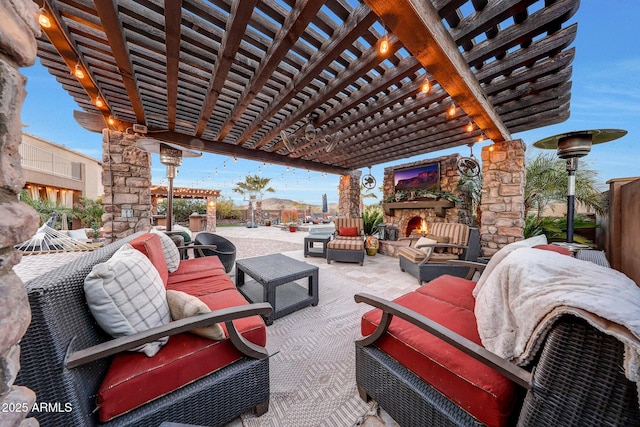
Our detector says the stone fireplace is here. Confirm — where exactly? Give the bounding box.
[381,154,471,239]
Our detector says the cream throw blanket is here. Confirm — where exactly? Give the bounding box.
[474,246,640,390]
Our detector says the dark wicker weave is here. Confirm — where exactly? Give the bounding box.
[194,232,237,273]
[355,312,640,427]
[18,232,269,426]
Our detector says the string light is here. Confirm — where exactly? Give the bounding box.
[107,116,115,125]
[478,134,485,142]
[447,104,456,117]
[95,96,104,108]
[378,34,391,55]
[466,122,473,132]
[421,80,431,94]
[233,156,238,163]
[74,63,85,79]
[38,10,51,28]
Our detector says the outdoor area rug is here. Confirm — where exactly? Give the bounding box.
[239,251,417,427]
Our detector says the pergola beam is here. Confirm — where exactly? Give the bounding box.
[94,0,146,124]
[363,0,511,143]
[148,131,351,175]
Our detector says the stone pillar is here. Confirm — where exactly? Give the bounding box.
[206,196,217,232]
[101,131,152,242]
[0,0,43,425]
[479,139,526,257]
[338,170,362,218]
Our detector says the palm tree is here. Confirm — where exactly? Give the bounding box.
[525,152,605,219]
[232,175,276,225]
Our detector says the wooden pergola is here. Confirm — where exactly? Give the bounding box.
[35,0,579,174]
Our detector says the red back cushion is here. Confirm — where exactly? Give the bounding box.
[129,233,169,285]
[534,244,573,257]
[339,226,358,237]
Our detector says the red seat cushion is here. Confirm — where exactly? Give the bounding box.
[361,286,517,427]
[166,256,228,287]
[416,274,476,311]
[97,289,265,422]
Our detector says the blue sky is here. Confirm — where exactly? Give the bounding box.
[20,1,639,206]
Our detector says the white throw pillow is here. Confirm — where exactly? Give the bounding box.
[415,236,437,259]
[166,290,225,340]
[84,244,171,357]
[150,228,181,273]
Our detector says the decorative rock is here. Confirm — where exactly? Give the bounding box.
[0,202,38,250]
[1,386,37,427]
[0,273,31,356]
[0,0,39,67]
[0,345,20,397]
[0,61,29,193]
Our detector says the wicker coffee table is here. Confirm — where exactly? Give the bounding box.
[235,253,319,325]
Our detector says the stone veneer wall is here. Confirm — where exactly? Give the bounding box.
[0,0,42,425]
[338,170,362,218]
[101,131,152,242]
[382,154,470,236]
[479,139,526,257]
[206,196,217,232]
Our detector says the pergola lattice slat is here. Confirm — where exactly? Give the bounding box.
[34,0,579,172]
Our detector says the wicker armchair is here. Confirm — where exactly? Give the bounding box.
[355,261,640,426]
[193,232,237,273]
[398,223,480,284]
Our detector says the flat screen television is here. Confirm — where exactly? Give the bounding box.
[393,162,440,192]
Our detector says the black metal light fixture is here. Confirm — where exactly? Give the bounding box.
[533,129,626,244]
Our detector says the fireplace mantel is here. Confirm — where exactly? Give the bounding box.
[382,200,455,218]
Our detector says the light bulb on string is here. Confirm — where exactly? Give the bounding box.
[74,63,85,79]
[466,122,474,132]
[233,156,238,163]
[447,103,456,117]
[38,10,51,28]
[95,97,104,108]
[421,80,431,94]
[378,34,391,55]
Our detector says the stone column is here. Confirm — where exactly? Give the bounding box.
[0,0,43,425]
[479,139,526,257]
[206,196,217,232]
[101,131,152,242]
[337,170,362,218]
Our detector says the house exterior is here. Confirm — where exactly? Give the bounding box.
[20,132,103,208]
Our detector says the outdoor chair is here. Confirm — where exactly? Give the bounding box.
[356,242,640,427]
[398,223,480,284]
[326,217,365,266]
[194,232,237,273]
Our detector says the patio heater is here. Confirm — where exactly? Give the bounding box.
[533,129,626,245]
[137,139,202,232]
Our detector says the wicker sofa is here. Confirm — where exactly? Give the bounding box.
[355,244,640,426]
[18,231,272,426]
